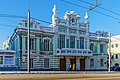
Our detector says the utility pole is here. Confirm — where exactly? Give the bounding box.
[108,32,111,72]
[27,8,30,73]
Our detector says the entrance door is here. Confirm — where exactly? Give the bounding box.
[70,59,76,71]
[80,58,85,71]
[60,58,66,71]
[30,58,33,69]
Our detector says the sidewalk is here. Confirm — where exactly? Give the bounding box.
[0,71,118,74]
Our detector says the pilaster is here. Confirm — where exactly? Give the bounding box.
[66,58,70,70]
[36,38,40,54]
[76,57,80,70]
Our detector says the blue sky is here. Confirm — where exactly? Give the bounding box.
[0,0,120,48]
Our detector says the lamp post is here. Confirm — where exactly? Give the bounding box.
[108,32,111,72]
[27,7,30,73]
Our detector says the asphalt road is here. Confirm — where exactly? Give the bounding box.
[0,73,120,80]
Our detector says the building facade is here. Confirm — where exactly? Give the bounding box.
[8,5,109,71]
[110,35,120,67]
[0,50,16,71]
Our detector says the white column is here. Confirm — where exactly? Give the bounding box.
[85,57,90,70]
[53,24,58,55]
[76,57,80,70]
[66,58,70,70]
[36,38,39,54]
[95,56,99,70]
[87,38,89,49]
[53,34,58,55]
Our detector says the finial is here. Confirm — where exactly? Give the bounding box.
[84,12,89,20]
[52,4,57,14]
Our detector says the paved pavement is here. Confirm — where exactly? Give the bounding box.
[0,73,120,80]
[0,71,119,74]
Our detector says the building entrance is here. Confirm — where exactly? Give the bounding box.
[60,58,66,71]
[80,58,85,71]
[70,59,76,71]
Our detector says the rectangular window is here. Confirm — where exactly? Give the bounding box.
[70,36,75,48]
[25,38,35,50]
[90,59,94,66]
[116,44,118,48]
[90,43,94,52]
[100,59,104,67]
[30,23,33,28]
[80,37,84,49]
[100,44,104,53]
[111,55,114,59]
[0,56,3,64]
[44,58,49,68]
[4,56,14,65]
[85,40,87,49]
[25,22,27,27]
[116,54,118,59]
[39,39,41,50]
[59,34,65,49]
[44,39,50,51]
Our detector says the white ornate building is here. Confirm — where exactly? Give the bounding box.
[110,35,120,67]
[8,5,109,71]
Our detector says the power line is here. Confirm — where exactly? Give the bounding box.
[0,14,51,24]
[78,0,120,16]
[0,23,16,28]
[31,17,51,24]
[60,0,120,20]
[3,18,18,24]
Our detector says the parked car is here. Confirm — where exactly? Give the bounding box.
[111,66,120,71]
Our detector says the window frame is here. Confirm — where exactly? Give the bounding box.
[44,39,50,51]
[70,36,75,48]
[100,44,104,53]
[100,59,104,67]
[80,37,84,49]
[115,44,118,48]
[90,59,94,67]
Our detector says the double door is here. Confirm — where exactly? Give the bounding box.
[70,59,76,71]
[80,58,85,71]
[60,58,66,71]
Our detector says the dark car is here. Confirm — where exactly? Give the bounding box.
[111,66,120,71]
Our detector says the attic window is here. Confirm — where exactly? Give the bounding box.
[25,23,27,27]
[71,18,75,23]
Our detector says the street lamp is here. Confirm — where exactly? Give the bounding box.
[108,32,111,72]
[27,0,31,73]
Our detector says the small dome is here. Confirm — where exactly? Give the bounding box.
[76,14,80,18]
[70,11,75,15]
